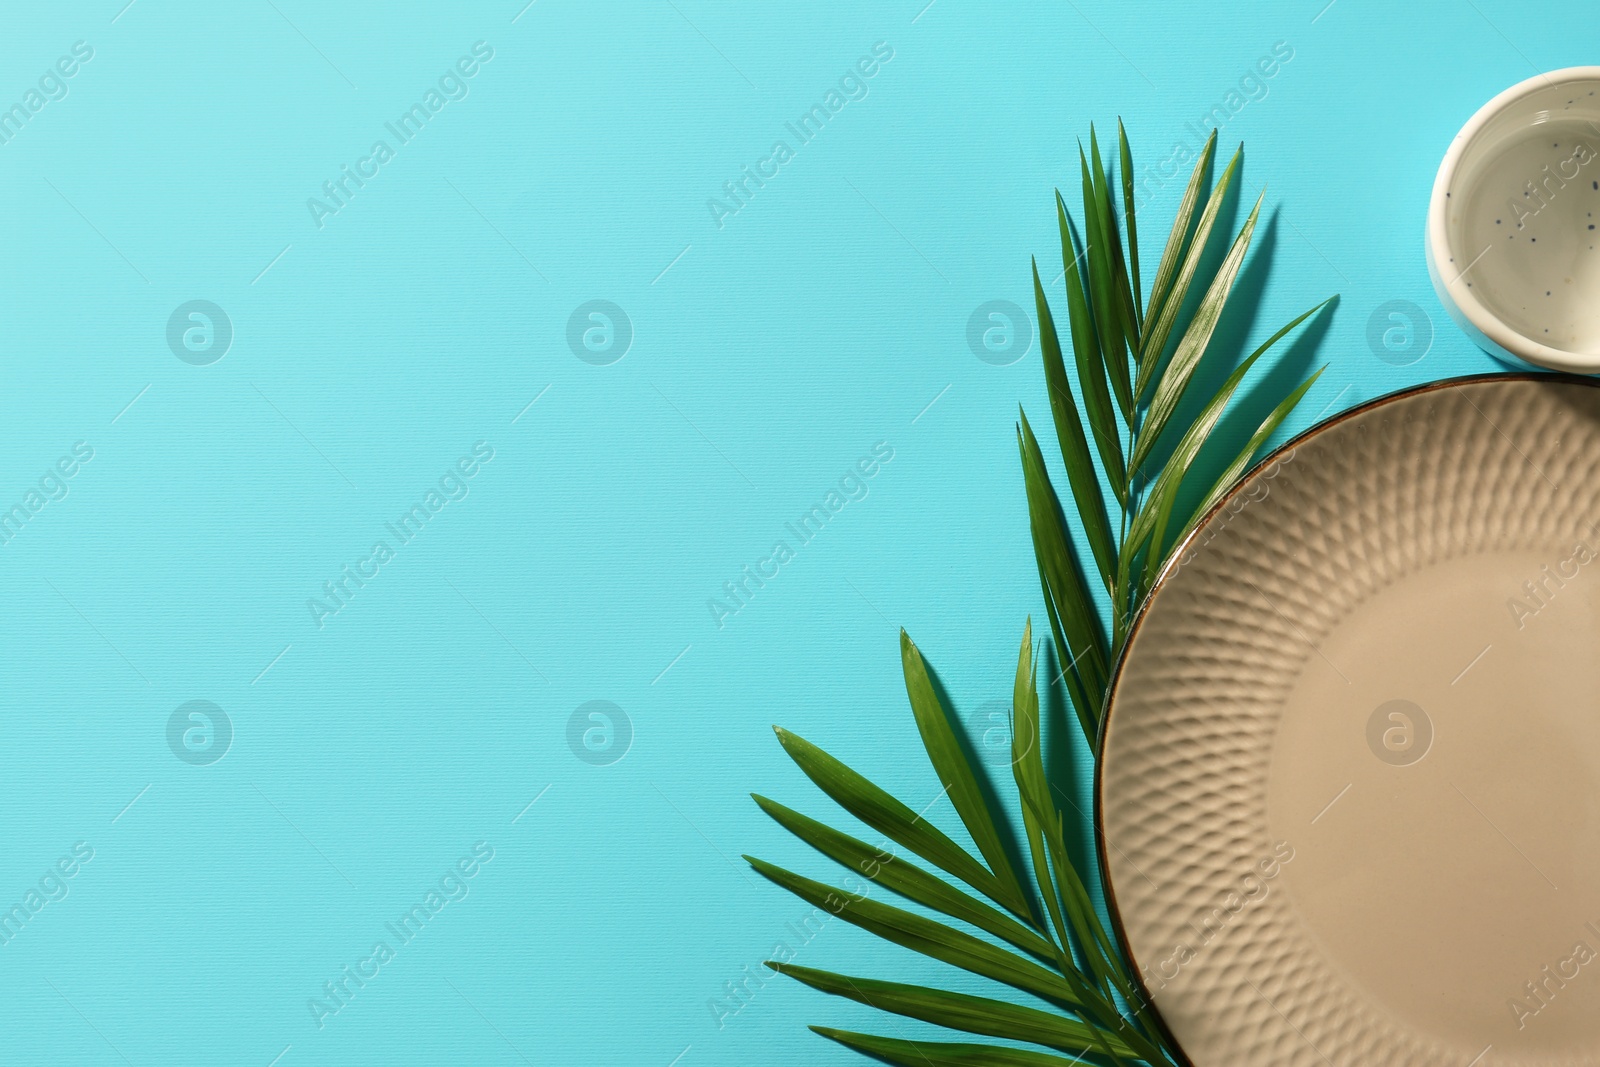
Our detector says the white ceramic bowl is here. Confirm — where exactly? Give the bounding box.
[1428,67,1600,373]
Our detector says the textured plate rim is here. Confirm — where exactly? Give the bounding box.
[1090,370,1598,1066]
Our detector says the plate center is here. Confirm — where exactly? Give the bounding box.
[1268,545,1600,1055]
[1458,121,1600,355]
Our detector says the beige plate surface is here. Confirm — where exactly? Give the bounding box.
[1099,375,1600,1067]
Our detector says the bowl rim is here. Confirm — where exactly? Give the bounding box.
[1427,65,1600,374]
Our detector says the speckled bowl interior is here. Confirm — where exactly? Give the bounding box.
[1436,72,1600,367]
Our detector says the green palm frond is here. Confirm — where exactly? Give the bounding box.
[749,122,1336,1065]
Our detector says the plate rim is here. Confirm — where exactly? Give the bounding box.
[1090,370,1599,1066]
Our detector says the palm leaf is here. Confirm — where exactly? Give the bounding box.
[754,122,1336,1067]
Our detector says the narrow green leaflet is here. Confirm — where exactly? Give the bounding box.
[751,794,1059,961]
[1076,147,1132,426]
[1012,754,1159,1063]
[1137,130,1218,376]
[1010,624,1080,977]
[1136,142,1239,404]
[1011,620,1126,1017]
[771,727,1016,909]
[1129,184,1258,481]
[745,857,1084,1010]
[1017,413,1108,712]
[1009,621,1066,948]
[1052,218,1128,505]
[773,963,1139,1058]
[1031,560,1091,745]
[1091,129,1140,394]
[1111,536,1135,652]
[1136,487,1180,599]
[1033,258,1121,575]
[1117,118,1142,323]
[1023,789,1164,1059]
[814,1028,1112,1067]
[901,630,1032,919]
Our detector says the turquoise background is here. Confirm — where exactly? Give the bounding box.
[0,0,1578,1063]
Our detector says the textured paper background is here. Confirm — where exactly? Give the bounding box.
[0,0,1571,1063]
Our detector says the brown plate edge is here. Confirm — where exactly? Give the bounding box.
[1090,370,1600,1067]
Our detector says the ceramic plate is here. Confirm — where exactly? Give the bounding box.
[1099,375,1600,1066]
